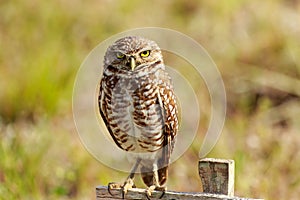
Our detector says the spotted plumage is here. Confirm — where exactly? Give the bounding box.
[98,36,178,198]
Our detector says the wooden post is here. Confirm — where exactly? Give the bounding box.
[199,158,235,197]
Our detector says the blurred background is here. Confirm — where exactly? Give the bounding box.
[1,0,300,199]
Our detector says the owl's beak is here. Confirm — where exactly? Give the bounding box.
[130,57,136,71]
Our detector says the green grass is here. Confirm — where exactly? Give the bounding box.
[1,0,300,199]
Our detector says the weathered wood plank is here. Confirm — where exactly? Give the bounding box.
[96,186,262,200]
[96,158,263,199]
[199,158,235,196]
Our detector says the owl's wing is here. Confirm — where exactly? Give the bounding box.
[157,83,178,168]
[153,82,178,186]
[98,79,125,150]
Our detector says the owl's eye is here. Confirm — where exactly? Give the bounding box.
[140,50,150,57]
[116,52,125,59]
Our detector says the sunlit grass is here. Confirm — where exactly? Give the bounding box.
[0,0,300,199]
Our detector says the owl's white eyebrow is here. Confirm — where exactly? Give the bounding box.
[114,51,126,54]
[138,48,152,53]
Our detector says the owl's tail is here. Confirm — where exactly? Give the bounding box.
[141,166,168,187]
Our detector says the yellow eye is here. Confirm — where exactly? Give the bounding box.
[116,52,125,59]
[140,50,150,57]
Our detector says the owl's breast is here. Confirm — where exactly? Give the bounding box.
[102,75,164,153]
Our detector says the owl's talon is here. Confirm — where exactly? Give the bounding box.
[159,190,166,199]
[145,185,166,200]
[107,182,121,196]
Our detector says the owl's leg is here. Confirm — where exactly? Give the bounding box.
[121,158,142,198]
[121,176,135,199]
[145,164,166,200]
[107,158,141,198]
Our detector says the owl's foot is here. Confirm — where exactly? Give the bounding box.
[107,182,122,196]
[145,185,166,200]
[121,178,135,199]
[107,159,140,198]
[107,178,136,199]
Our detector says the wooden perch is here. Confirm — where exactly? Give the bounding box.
[96,186,261,200]
[96,158,263,200]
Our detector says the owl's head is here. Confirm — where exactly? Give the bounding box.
[104,36,163,71]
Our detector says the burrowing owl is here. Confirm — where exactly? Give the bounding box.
[98,36,178,198]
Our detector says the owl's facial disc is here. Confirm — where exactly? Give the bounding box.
[114,50,151,71]
[105,36,162,71]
